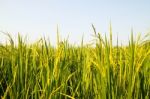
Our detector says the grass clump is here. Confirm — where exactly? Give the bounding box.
[0,26,150,99]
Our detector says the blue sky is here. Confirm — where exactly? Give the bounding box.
[0,0,150,45]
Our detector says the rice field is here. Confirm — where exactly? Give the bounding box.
[0,26,150,99]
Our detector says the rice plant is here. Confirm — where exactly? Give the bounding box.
[0,26,150,99]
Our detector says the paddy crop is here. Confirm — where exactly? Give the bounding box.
[0,26,150,99]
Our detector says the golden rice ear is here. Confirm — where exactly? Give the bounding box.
[0,31,14,47]
[92,24,97,36]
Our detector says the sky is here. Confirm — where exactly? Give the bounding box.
[0,0,150,45]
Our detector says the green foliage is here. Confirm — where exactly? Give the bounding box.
[0,28,150,99]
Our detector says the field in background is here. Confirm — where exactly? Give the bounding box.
[0,26,150,99]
